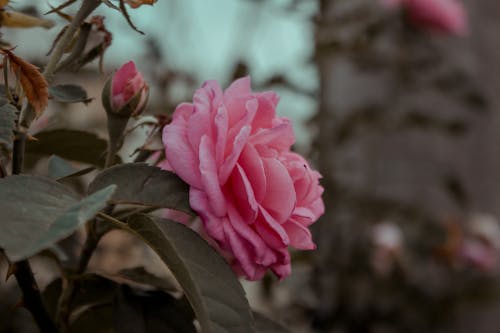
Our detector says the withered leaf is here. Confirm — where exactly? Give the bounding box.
[0,11,54,29]
[1,49,49,116]
[119,0,144,34]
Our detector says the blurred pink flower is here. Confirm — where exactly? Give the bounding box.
[371,222,403,276]
[162,77,324,280]
[382,0,468,36]
[110,61,149,116]
[461,239,498,272]
[460,214,500,272]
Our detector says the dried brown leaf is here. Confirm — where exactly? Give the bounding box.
[0,11,54,29]
[1,49,48,116]
[125,0,157,8]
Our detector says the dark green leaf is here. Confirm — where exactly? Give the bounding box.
[113,285,196,333]
[0,100,17,153]
[125,215,254,333]
[71,304,114,333]
[114,267,178,293]
[48,154,77,179]
[0,175,115,261]
[253,312,289,333]
[26,129,117,168]
[43,274,120,321]
[48,154,95,180]
[88,163,192,214]
[49,84,92,104]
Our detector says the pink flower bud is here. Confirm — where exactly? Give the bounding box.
[104,61,149,117]
[382,0,468,36]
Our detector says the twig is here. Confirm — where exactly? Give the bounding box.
[20,0,102,128]
[13,261,58,333]
[56,205,114,332]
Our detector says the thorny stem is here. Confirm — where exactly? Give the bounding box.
[55,222,100,332]
[11,131,58,333]
[56,205,114,332]
[13,261,58,333]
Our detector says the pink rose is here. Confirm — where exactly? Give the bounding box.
[382,0,468,36]
[162,77,324,280]
[108,61,149,116]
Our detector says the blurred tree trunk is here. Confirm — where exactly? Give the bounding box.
[311,0,500,331]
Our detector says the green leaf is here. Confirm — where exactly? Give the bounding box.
[43,274,118,319]
[0,100,17,153]
[113,285,196,333]
[48,154,77,179]
[49,84,92,104]
[124,214,254,333]
[0,175,115,261]
[26,129,117,168]
[253,312,289,333]
[113,267,178,293]
[48,154,95,180]
[71,305,114,333]
[88,163,192,214]
[43,274,195,333]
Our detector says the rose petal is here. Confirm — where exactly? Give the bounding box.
[112,61,137,95]
[250,93,278,131]
[283,219,316,250]
[222,222,259,280]
[238,145,266,202]
[189,188,224,242]
[214,105,228,167]
[194,80,223,113]
[199,135,226,216]
[250,117,295,151]
[163,104,202,188]
[219,125,251,185]
[230,164,258,222]
[224,76,251,100]
[261,157,296,223]
[227,202,266,259]
[271,248,291,280]
[256,207,290,249]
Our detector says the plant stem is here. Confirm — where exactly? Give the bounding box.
[56,204,114,332]
[12,131,26,175]
[42,0,102,83]
[11,132,58,333]
[56,220,101,333]
[20,0,102,128]
[14,261,58,333]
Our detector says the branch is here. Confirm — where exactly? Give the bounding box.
[20,0,102,128]
[56,205,114,332]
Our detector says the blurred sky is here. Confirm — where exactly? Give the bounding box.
[4,0,318,148]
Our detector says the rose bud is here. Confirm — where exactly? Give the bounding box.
[102,61,149,117]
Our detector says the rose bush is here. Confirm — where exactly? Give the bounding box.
[382,0,468,36]
[162,77,324,280]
